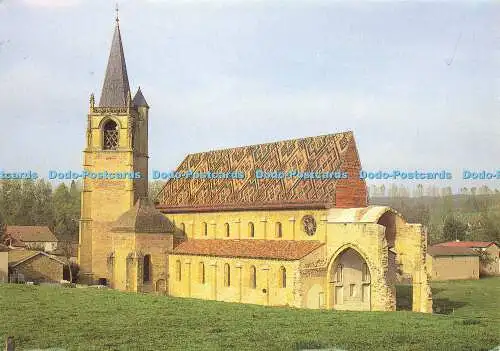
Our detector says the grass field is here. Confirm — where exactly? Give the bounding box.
[0,278,499,351]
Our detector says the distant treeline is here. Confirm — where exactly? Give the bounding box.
[0,179,499,245]
[370,194,500,244]
[368,184,499,198]
[0,179,81,242]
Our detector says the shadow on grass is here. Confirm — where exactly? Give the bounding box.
[433,298,468,315]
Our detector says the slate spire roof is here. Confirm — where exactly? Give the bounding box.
[133,87,149,108]
[99,19,131,107]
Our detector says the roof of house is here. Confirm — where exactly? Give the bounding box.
[434,241,498,249]
[157,131,365,212]
[8,250,66,267]
[172,239,324,260]
[112,197,176,233]
[6,226,58,243]
[427,245,480,257]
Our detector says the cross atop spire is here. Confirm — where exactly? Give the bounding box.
[98,10,130,107]
[115,3,119,23]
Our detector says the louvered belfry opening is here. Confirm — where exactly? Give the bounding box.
[103,120,119,150]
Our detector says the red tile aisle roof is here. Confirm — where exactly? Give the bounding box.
[173,239,324,260]
[434,241,497,249]
[427,245,480,257]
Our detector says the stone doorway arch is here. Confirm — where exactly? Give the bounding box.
[329,247,371,311]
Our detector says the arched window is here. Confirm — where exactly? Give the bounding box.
[224,223,230,237]
[250,265,257,289]
[248,222,255,238]
[202,222,208,236]
[362,263,370,282]
[275,222,282,238]
[224,263,231,287]
[336,264,343,283]
[199,262,205,284]
[176,260,182,281]
[279,266,286,288]
[143,254,151,283]
[103,120,119,150]
[180,223,185,234]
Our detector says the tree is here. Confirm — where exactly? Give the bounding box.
[0,211,6,245]
[414,184,424,198]
[442,215,468,242]
[52,184,79,241]
[0,180,22,224]
[31,179,54,226]
[59,240,78,283]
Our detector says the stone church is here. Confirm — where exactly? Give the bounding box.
[78,17,433,313]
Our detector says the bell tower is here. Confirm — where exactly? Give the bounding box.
[78,14,150,284]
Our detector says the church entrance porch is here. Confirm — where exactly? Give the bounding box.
[330,248,371,311]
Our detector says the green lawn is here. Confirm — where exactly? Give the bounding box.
[0,278,499,351]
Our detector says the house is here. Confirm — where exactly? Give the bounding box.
[0,244,8,283]
[8,250,65,283]
[434,241,499,276]
[427,245,480,280]
[5,226,59,253]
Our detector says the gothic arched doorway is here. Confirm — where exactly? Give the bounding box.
[330,248,371,311]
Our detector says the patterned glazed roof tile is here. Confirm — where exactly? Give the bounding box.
[157,131,363,211]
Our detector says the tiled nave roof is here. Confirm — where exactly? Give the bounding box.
[158,131,367,212]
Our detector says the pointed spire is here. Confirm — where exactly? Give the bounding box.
[133,86,149,108]
[99,11,130,107]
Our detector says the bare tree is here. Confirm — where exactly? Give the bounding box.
[58,240,76,283]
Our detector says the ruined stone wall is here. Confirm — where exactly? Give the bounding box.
[324,222,396,311]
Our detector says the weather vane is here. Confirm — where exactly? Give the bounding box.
[115,3,119,23]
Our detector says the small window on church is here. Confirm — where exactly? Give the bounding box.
[143,254,151,283]
[248,222,255,238]
[202,222,208,236]
[275,222,282,238]
[224,223,230,237]
[336,264,343,283]
[199,262,205,284]
[176,260,181,281]
[180,223,185,234]
[250,265,257,289]
[103,120,119,150]
[224,263,231,287]
[362,263,370,282]
[279,266,286,288]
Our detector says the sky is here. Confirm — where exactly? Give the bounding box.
[0,0,498,192]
